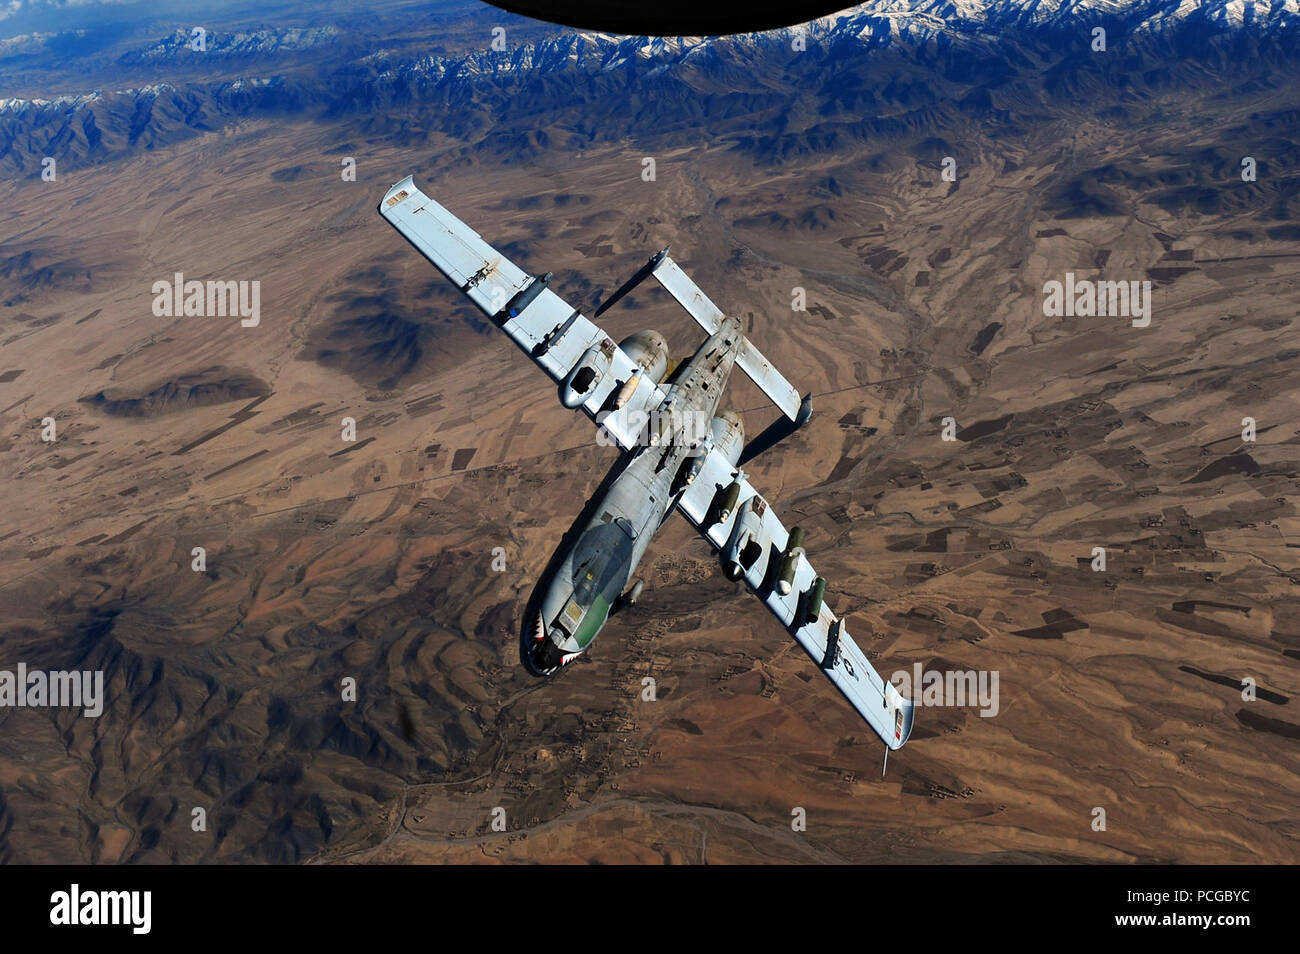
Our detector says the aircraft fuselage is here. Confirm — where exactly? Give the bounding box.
[526,316,746,674]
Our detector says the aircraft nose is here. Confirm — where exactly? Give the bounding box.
[528,628,564,673]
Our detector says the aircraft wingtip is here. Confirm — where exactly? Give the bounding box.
[795,392,814,428]
[379,175,417,212]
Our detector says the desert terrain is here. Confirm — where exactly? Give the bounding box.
[0,0,1297,863]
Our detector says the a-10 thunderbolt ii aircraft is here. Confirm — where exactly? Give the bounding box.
[379,176,915,755]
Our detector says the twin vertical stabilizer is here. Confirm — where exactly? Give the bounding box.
[599,248,812,426]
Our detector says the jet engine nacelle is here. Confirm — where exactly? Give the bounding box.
[710,409,745,467]
[618,330,670,385]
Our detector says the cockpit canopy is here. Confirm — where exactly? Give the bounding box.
[548,516,637,649]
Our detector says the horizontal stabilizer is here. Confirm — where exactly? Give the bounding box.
[738,336,807,424]
[652,255,807,424]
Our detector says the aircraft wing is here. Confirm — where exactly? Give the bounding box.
[378,176,666,451]
[674,446,916,751]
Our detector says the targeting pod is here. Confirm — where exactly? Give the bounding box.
[803,576,826,624]
[775,526,805,596]
[714,480,742,525]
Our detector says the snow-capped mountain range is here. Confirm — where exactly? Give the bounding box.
[0,0,1296,172]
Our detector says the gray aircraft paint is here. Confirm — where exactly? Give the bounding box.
[534,318,744,667]
[379,176,915,752]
